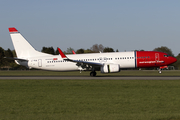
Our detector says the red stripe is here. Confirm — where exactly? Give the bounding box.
[9,27,18,32]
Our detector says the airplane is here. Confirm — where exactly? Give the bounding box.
[8,27,177,76]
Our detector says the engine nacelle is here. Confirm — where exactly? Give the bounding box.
[101,64,120,73]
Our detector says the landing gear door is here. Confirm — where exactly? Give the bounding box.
[38,59,42,67]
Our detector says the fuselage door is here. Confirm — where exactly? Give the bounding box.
[38,59,42,67]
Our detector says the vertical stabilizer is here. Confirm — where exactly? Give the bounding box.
[9,27,52,58]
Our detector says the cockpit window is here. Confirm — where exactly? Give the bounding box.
[164,55,170,57]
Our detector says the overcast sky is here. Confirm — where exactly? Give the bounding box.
[1,0,180,55]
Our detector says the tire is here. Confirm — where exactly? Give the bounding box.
[90,71,97,77]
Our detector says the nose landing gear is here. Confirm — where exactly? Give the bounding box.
[158,69,162,74]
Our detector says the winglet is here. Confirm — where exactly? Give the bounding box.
[9,27,18,33]
[58,48,67,58]
[72,50,76,54]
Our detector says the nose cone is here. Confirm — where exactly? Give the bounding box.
[171,57,177,64]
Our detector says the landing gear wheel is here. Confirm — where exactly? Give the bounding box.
[158,69,162,74]
[90,71,97,77]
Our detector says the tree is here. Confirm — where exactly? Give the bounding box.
[12,50,17,57]
[103,47,114,52]
[90,44,104,53]
[4,49,14,59]
[173,53,180,69]
[84,49,93,53]
[55,48,59,55]
[66,47,74,54]
[41,46,55,55]
[3,49,27,70]
[76,48,84,54]
[134,49,144,51]
[153,46,174,57]
[4,49,14,68]
[0,47,5,67]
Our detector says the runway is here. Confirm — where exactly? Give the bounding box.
[0,76,180,80]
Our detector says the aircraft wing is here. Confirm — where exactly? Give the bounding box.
[58,48,103,67]
[72,60,103,67]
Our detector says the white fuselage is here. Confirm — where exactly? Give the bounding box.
[19,52,136,71]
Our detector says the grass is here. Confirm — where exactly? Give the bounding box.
[0,70,180,76]
[0,80,180,120]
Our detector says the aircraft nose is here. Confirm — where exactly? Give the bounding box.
[171,57,177,63]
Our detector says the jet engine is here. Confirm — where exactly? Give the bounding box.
[101,64,120,73]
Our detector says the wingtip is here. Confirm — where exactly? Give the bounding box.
[72,50,76,54]
[9,27,18,33]
[58,48,66,58]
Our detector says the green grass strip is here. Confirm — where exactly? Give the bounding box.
[0,80,180,120]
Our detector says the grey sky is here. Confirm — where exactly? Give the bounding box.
[1,0,180,55]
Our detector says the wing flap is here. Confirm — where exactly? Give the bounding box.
[72,60,103,66]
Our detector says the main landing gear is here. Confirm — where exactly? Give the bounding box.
[90,71,97,77]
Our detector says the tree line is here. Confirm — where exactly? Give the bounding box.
[0,47,26,70]
[41,44,116,55]
[0,44,180,70]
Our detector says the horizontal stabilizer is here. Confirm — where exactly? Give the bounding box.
[5,57,28,61]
